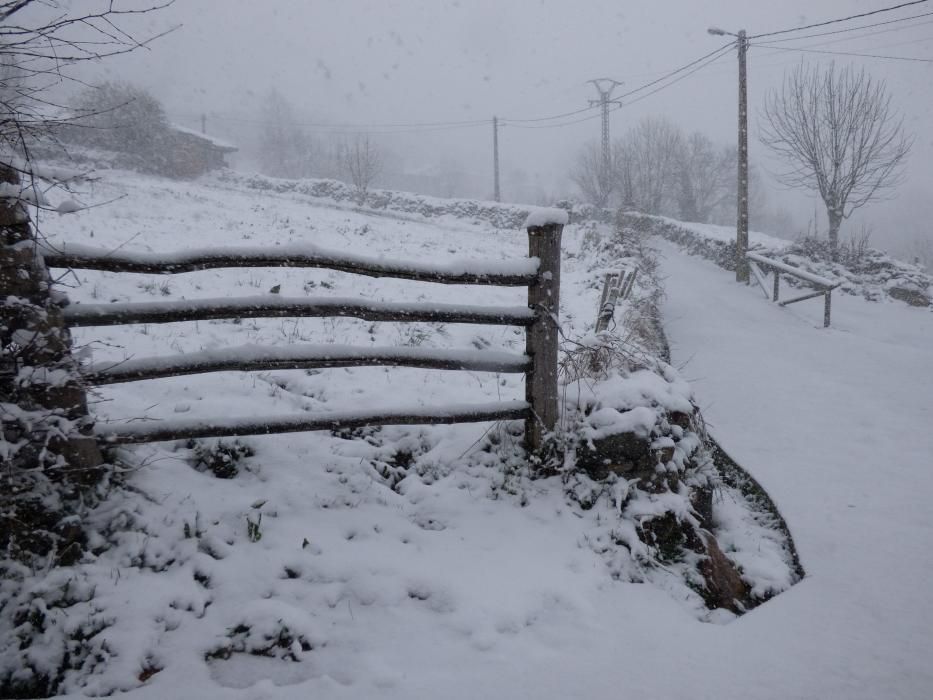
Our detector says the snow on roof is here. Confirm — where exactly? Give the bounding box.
[169,124,238,151]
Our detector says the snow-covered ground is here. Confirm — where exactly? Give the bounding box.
[10,172,932,698]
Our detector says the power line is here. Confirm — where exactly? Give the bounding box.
[754,42,933,62]
[173,6,931,139]
[172,111,491,134]
[505,45,734,130]
[758,10,933,43]
[750,0,930,40]
[755,28,933,56]
[620,46,735,106]
[614,41,735,100]
[500,104,599,123]
[499,42,733,125]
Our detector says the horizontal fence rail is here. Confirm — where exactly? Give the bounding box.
[84,345,531,385]
[95,401,532,444]
[63,295,536,328]
[35,214,566,450]
[746,251,840,328]
[41,241,538,286]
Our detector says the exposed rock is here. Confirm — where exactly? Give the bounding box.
[690,484,714,531]
[640,512,702,562]
[887,286,931,307]
[699,533,749,613]
[575,429,657,483]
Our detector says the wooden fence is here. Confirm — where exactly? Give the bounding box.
[595,266,638,333]
[40,222,563,451]
[746,251,840,328]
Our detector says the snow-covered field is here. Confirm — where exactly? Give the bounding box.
[9,171,932,698]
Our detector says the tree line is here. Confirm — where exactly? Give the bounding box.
[571,115,793,232]
[575,62,913,260]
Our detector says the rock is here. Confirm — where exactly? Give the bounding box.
[690,484,714,530]
[887,286,931,307]
[575,430,656,482]
[668,411,692,429]
[699,533,749,613]
[640,512,702,562]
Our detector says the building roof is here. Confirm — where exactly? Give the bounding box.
[169,124,238,152]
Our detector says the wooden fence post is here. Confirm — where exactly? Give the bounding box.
[525,222,562,451]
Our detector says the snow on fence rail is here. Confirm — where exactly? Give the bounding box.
[43,213,564,450]
[63,296,535,328]
[94,401,531,445]
[40,241,537,286]
[746,251,841,328]
[84,345,531,385]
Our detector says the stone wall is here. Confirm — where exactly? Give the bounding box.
[0,165,104,568]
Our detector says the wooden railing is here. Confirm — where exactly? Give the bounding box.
[746,251,840,328]
[595,266,638,333]
[41,218,564,450]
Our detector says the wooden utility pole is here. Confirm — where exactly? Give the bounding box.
[736,30,749,283]
[492,116,501,202]
[201,113,207,134]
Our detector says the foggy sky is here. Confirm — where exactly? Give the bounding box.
[81,0,933,249]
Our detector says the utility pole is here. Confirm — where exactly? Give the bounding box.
[587,78,623,179]
[492,116,500,202]
[736,30,749,283]
[201,113,206,135]
[709,27,749,283]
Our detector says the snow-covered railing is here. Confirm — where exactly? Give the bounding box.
[40,241,537,286]
[63,296,535,328]
[45,208,567,450]
[746,251,841,328]
[95,401,531,445]
[84,345,531,385]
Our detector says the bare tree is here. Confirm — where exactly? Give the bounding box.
[570,140,614,208]
[258,88,316,179]
[675,132,733,223]
[339,134,383,204]
[616,117,683,216]
[0,1,175,164]
[761,62,911,257]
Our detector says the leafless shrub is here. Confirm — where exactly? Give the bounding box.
[339,134,383,205]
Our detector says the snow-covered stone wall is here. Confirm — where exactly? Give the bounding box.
[623,212,932,308]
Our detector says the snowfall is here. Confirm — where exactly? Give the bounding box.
[9,169,933,699]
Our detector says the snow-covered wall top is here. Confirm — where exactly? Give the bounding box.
[624,212,932,308]
[212,170,610,231]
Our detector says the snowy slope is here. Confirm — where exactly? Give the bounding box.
[9,172,930,699]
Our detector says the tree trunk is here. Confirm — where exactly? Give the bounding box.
[827,207,843,261]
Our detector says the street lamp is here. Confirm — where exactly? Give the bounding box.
[710,26,750,283]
